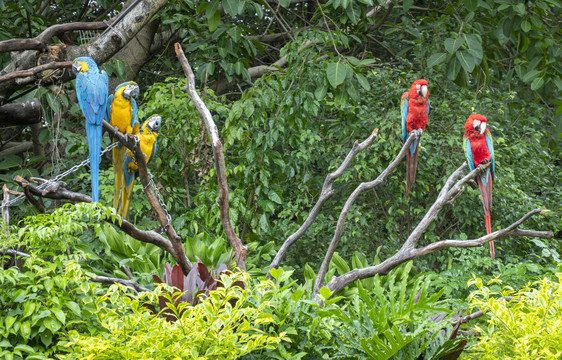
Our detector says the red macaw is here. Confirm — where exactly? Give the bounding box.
[401,79,430,198]
[463,114,496,259]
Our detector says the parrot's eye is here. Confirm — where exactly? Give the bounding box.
[473,120,481,127]
[415,84,420,90]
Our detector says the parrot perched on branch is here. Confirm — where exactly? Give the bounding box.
[106,81,140,210]
[120,115,162,219]
[72,57,109,203]
[463,114,496,259]
[401,79,430,198]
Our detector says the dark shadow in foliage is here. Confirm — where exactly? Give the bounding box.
[149,260,244,322]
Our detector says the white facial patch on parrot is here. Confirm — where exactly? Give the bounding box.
[473,120,481,127]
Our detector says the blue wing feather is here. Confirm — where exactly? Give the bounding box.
[401,93,408,142]
[427,99,430,116]
[464,137,475,171]
[485,130,495,179]
[131,98,139,129]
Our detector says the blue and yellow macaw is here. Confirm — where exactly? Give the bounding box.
[106,81,140,210]
[463,114,496,259]
[401,79,430,199]
[120,115,162,219]
[72,57,109,203]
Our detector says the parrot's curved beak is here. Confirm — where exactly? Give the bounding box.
[72,61,81,76]
[146,115,162,133]
[123,84,140,100]
[479,122,486,135]
[419,85,428,98]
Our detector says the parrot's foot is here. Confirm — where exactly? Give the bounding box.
[477,163,486,172]
[412,129,424,137]
[113,126,120,135]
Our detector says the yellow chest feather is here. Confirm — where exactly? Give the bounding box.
[110,95,133,133]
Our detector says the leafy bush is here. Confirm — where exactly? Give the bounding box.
[0,255,104,359]
[58,272,287,359]
[244,262,465,359]
[461,273,562,359]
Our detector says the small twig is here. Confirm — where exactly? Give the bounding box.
[269,128,379,274]
[1,249,31,257]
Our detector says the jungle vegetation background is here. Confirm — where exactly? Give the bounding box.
[0,0,561,358]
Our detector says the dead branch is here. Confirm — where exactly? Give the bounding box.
[0,61,72,84]
[269,128,379,274]
[322,160,553,297]
[13,176,178,258]
[174,43,248,270]
[91,275,150,293]
[0,99,42,126]
[103,121,193,274]
[0,22,108,53]
[1,249,31,257]
[313,130,422,295]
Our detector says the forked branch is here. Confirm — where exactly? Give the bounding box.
[174,42,248,270]
[313,130,422,295]
[269,128,379,274]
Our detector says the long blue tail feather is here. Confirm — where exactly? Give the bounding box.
[86,122,102,202]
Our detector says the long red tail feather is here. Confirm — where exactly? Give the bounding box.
[477,174,494,259]
[405,144,419,199]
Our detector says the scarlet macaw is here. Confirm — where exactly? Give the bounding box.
[72,57,109,203]
[120,115,161,219]
[401,79,430,198]
[463,114,496,259]
[106,81,140,210]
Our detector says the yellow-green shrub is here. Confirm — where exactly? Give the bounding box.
[461,273,562,359]
[58,272,287,359]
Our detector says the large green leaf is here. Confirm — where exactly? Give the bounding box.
[463,34,483,64]
[427,52,448,67]
[326,61,349,88]
[444,37,465,54]
[456,50,476,72]
[222,0,242,16]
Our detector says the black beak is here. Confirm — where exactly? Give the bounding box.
[474,124,481,133]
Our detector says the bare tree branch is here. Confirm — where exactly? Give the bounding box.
[13,175,178,258]
[0,99,42,125]
[91,275,150,293]
[1,249,31,257]
[269,128,379,273]
[313,130,422,295]
[324,209,552,297]
[0,22,108,53]
[174,42,248,270]
[102,121,193,274]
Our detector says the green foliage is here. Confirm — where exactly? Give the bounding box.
[58,272,287,359]
[0,255,104,359]
[461,273,562,359]
[16,202,113,253]
[244,263,464,359]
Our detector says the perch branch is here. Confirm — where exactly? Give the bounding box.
[0,99,42,126]
[1,250,31,257]
[0,22,108,52]
[324,203,551,297]
[13,176,177,258]
[174,42,248,270]
[269,128,379,274]
[0,61,72,84]
[102,121,193,274]
[313,130,421,295]
[91,275,150,293]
